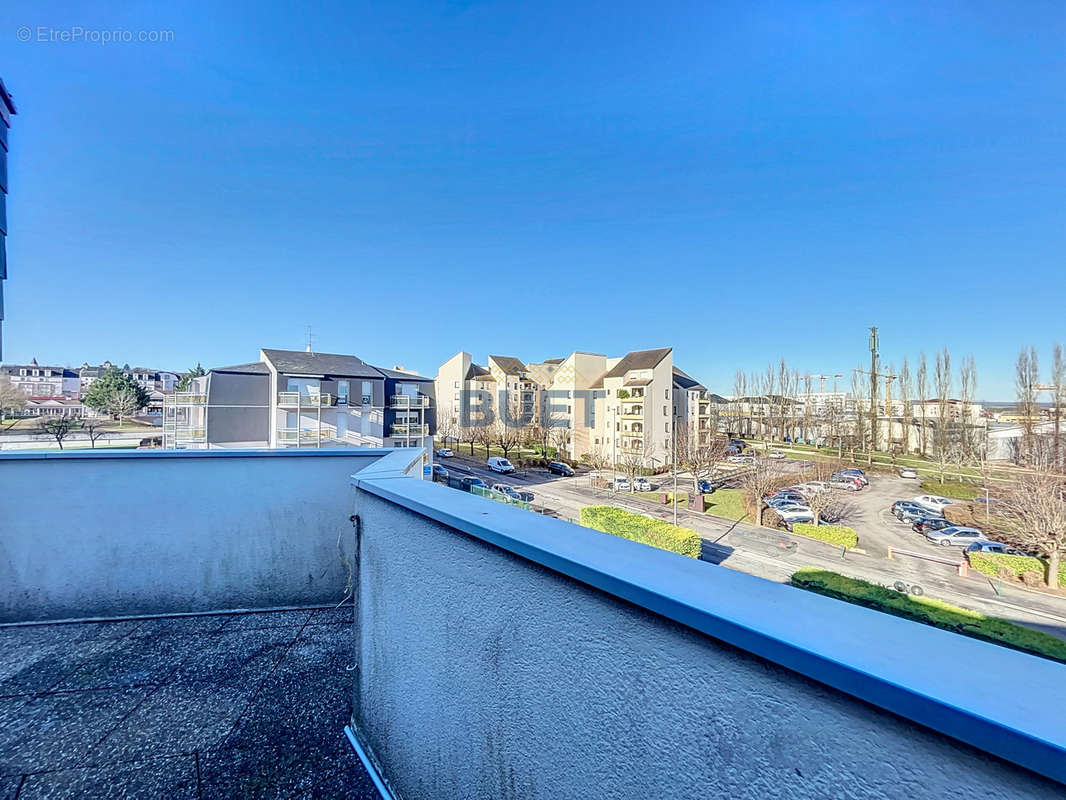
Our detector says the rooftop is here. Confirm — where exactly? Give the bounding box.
[0,606,376,798]
[603,346,672,378]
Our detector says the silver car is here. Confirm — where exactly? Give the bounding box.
[926,526,984,547]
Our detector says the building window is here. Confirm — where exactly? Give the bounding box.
[454,381,459,388]
[337,381,349,404]
[362,381,373,406]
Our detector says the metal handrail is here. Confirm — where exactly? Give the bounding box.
[278,392,335,407]
[389,395,430,408]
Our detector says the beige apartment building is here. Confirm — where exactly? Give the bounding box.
[436,347,719,465]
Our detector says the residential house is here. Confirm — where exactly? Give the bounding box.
[163,348,435,452]
[1,359,80,397]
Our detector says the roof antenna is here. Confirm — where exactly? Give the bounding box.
[305,325,314,354]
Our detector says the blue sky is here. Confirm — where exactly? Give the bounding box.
[2,0,1063,399]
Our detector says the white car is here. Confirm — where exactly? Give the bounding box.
[434,448,454,458]
[487,456,516,474]
[767,450,786,459]
[912,494,953,512]
[633,477,654,492]
[613,477,631,491]
[898,467,918,479]
[727,455,754,465]
[796,481,831,496]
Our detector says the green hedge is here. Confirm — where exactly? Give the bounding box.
[968,552,1066,586]
[791,567,1066,664]
[918,479,980,500]
[789,523,858,549]
[580,506,701,559]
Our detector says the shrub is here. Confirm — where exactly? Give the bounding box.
[1022,571,1043,588]
[967,551,1066,587]
[579,506,701,559]
[789,523,858,549]
[790,567,1066,664]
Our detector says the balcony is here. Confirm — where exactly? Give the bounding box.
[390,423,429,437]
[277,427,331,443]
[389,394,430,409]
[0,449,1063,798]
[277,392,335,407]
[166,391,206,405]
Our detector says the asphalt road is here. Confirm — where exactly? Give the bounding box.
[433,452,1066,640]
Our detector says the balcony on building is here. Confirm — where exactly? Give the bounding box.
[1,448,1064,798]
[278,390,336,407]
[388,393,430,409]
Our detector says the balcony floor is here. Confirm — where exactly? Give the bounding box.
[0,607,376,799]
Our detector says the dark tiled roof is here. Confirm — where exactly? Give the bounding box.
[464,364,492,381]
[623,378,652,387]
[261,349,383,379]
[543,358,564,365]
[211,361,271,376]
[603,348,671,379]
[672,366,707,392]
[488,355,527,375]
[377,366,432,382]
[0,608,377,798]
[1,364,78,377]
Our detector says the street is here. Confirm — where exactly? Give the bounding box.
[435,452,1066,641]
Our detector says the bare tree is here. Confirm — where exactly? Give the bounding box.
[676,425,731,494]
[0,375,26,418]
[37,416,78,449]
[932,348,955,483]
[474,423,495,459]
[1051,343,1065,470]
[732,370,747,437]
[997,471,1066,589]
[1015,346,1041,465]
[107,387,144,425]
[959,354,980,463]
[436,415,460,453]
[916,353,929,457]
[457,423,478,456]
[81,417,110,449]
[582,444,610,488]
[803,461,856,527]
[898,357,913,455]
[740,457,784,527]
[617,445,650,492]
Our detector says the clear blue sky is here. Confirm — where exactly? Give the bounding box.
[2,0,1063,399]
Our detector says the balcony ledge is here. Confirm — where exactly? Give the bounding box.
[352,455,1066,786]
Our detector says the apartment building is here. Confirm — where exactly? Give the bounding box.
[438,347,718,465]
[78,361,179,394]
[436,350,610,460]
[163,348,435,451]
[1,360,81,397]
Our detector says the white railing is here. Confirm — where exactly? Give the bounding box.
[391,423,429,437]
[278,392,335,407]
[390,395,430,408]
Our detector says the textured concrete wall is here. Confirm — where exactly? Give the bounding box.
[0,450,384,622]
[354,490,1064,800]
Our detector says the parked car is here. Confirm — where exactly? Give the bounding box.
[913,517,953,534]
[775,509,815,530]
[547,461,575,477]
[829,475,862,491]
[614,477,631,491]
[767,449,786,460]
[895,506,932,524]
[697,479,717,494]
[926,526,984,546]
[633,477,654,492]
[912,494,953,512]
[487,456,516,474]
[892,499,937,515]
[727,454,754,465]
[767,500,810,513]
[798,481,831,495]
[431,464,449,482]
[459,476,487,492]
[492,483,534,502]
[434,447,454,458]
[834,469,868,486]
[765,490,807,504]
[965,541,1027,555]
[898,467,918,479]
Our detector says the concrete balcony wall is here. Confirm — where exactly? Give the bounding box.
[0,449,422,623]
[351,467,1066,799]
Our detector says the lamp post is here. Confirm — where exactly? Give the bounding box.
[982,486,990,525]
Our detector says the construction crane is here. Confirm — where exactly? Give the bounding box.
[803,372,845,393]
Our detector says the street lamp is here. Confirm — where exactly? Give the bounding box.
[982,486,990,525]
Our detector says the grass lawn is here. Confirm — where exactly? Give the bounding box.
[791,567,1066,664]
[919,479,981,500]
[701,488,750,521]
[634,491,689,504]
